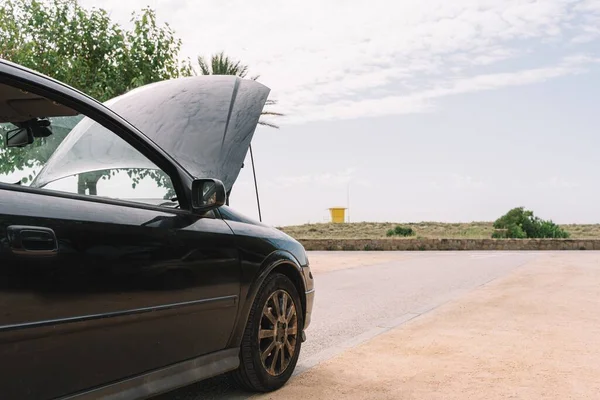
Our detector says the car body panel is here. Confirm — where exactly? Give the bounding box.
[0,186,241,399]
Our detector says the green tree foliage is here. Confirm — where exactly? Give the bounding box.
[0,0,192,193]
[196,52,283,129]
[0,0,192,101]
[492,207,570,239]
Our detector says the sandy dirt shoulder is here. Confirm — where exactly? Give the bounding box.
[258,253,600,399]
[306,251,418,274]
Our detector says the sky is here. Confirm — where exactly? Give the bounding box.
[29,1,600,225]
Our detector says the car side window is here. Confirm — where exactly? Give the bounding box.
[0,82,178,208]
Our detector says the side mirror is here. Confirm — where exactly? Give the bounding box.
[191,178,226,212]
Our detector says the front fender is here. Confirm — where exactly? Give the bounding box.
[226,250,306,348]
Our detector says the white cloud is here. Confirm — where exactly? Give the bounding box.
[81,0,600,124]
[571,0,600,42]
[287,54,595,122]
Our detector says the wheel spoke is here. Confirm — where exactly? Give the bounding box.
[285,303,295,323]
[269,345,280,374]
[279,347,286,371]
[288,325,298,336]
[285,337,294,355]
[263,307,277,324]
[261,341,276,364]
[273,292,282,318]
[281,294,288,320]
[259,329,275,339]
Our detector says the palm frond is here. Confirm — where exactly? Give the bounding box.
[261,111,285,116]
[258,120,280,129]
[209,51,248,77]
[197,56,211,75]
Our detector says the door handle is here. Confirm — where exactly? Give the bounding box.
[7,225,58,256]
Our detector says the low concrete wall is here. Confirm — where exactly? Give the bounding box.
[298,238,600,251]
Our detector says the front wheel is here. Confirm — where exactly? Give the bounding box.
[233,273,304,392]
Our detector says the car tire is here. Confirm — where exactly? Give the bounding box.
[233,272,304,392]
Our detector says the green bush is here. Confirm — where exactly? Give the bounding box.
[395,226,414,236]
[492,207,569,239]
[386,226,415,237]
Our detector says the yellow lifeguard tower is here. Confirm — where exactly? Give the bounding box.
[328,207,347,224]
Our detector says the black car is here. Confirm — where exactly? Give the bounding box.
[0,59,314,399]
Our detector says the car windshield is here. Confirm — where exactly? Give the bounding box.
[0,113,177,206]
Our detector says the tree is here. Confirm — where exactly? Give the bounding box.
[492,207,570,239]
[196,52,283,129]
[0,0,192,194]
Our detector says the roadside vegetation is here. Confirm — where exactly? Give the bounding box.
[281,221,494,239]
[386,226,415,237]
[281,207,582,240]
[492,207,570,239]
[280,221,598,240]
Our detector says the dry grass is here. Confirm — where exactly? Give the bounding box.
[279,222,600,240]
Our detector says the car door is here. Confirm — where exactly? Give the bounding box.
[0,75,240,399]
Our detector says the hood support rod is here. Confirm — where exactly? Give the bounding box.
[249,143,262,222]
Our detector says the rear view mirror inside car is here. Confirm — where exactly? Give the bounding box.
[5,126,33,148]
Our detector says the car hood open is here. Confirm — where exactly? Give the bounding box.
[32,76,270,192]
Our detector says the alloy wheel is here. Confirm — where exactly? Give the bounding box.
[258,289,298,376]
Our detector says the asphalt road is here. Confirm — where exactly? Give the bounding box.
[154,251,540,400]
